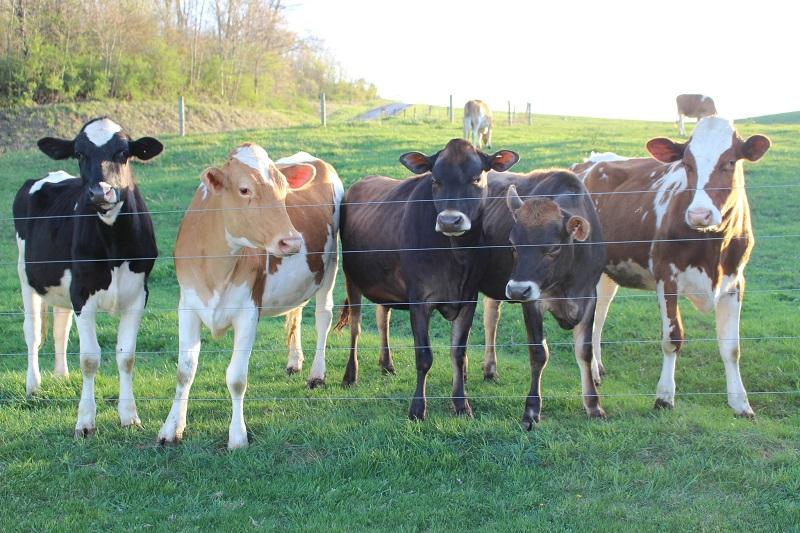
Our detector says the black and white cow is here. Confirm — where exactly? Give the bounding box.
[13,117,162,437]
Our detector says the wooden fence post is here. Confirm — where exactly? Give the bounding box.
[448,94,454,123]
[527,102,532,125]
[507,100,512,126]
[320,93,327,127]
[178,95,185,136]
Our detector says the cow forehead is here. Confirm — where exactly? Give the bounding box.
[687,117,735,165]
[516,198,562,229]
[232,143,272,183]
[83,118,123,147]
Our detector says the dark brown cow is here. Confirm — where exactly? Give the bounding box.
[571,116,770,416]
[676,94,717,136]
[337,139,519,421]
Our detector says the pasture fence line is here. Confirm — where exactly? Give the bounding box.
[3,233,799,267]
[0,335,798,360]
[2,390,799,404]
[6,182,799,223]
[2,287,799,318]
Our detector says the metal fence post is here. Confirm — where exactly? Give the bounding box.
[178,95,185,136]
[320,93,327,127]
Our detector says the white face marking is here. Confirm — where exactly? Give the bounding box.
[84,118,122,147]
[685,117,734,226]
[651,162,688,228]
[29,171,77,195]
[233,144,273,183]
[275,151,317,165]
[98,201,125,226]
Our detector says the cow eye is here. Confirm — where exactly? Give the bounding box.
[75,152,86,161]
[472,176,482,184]
[116,150,129,162]
[239,186,252,196]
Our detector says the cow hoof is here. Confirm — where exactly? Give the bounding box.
[521,414,540,431]
[74,426,97,439]
[227,438,249,451]
[307,377,325,389]
[654,398,674,410]
[122,419,143,430]
[157,434,182,446]
[286,366,301,375]
[483,370,498,382]
[408,400,427,421]
[341,378,357,388]
[588,407,607,419]
[380,365,396,375]
[452,401,473,417]
[734,408,756,419]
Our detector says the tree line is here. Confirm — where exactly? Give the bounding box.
[0,0,378,106]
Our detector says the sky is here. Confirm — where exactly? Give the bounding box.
[286,0,798,121]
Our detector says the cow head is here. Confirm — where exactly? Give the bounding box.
[399,139,518,236]
[201,143,305,257]
[37,117,163,221]
[504,185,591,302]
[646,117,770,231]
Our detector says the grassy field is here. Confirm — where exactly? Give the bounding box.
[0,113,798,530]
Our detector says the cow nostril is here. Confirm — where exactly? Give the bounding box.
[521,285,532,298]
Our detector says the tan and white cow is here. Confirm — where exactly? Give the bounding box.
[157,145,343,449]
[573,117,770,416]
[463,100,493,149]
[676,94,717,137]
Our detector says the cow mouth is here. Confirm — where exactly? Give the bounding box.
[441,230,466,237]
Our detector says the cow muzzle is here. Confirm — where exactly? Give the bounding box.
[685,206,720,230]
[87,182,119,207]
[505,280,541,302]
[435,210,471,237]
[270,233,304,257]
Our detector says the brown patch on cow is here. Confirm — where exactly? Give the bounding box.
[515,197,562,228]
[121,354,135,374]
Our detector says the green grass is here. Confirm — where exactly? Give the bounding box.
[738,110,800,125]
[0,115,798,530]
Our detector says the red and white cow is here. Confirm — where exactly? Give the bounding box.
[157,145,342,449]
[573,117,770,416]
[676,94,717,137]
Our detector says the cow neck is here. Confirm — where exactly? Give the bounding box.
[716,169,751,250]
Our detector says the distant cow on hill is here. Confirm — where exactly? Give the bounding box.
[463,100,493,149]
[14,117,163,437]
[676,94,717,136]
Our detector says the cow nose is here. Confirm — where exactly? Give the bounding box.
[505,280,540,302]
[87,183,116,205]
[687,207,713,227]
[439,213,463,227]
[276,235,303,256]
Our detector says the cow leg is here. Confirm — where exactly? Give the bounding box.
[678,113,686,137]
[158,306,202,445]
[227,310,258,450]
[482,297,502,380]
[463,121,469,142]
[21,283,43,396]
[74,305,101,438]
[285,306,304,375]
[307,255,339,388]
[450,302,476,416]
[376,305,395,374]
[574,300,606,419]
[115,295,145,428]
[408,303,434,421]
[521,302,547,429]
[716,281,754,417]
[592,273,618,385]
[341,277,362,386]
[53,306,73,377]
[655,279,684,410]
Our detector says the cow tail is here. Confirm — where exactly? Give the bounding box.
[334,298,350,332]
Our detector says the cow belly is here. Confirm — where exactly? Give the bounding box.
[182,283,255,338]
[673,265,715,313]
[262,251,323,316]
[605,259,656,290]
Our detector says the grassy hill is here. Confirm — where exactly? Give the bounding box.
[738,110,800,124]
[0,114,797,530]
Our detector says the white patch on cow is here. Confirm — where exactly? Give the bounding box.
[98,201,124,226]
[685,117,734,224]
[275,151,317,165]
[87,262,146,315]
[29,171,77,195]
[224,229,259,254]
[84,118,122,147]
[233,144,272,183]
[182,284,255,338]
[505,280,540,301]
[655,280,677,406]
[669,263,714,313]
[606,259,656,290]
[198,182,208,201]
[651,162,687,228]
[262,240,319,316]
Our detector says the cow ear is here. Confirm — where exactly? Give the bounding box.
[37,137,74,160]
[566,215,591,241]
[399,151,432,174]
[647,137,685,163]
[281,163,316,189]
[740,134,770,162]
[485,150,519,172]
[201,167,226,193]
[506,184,524,217]
[129,137,164,161]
